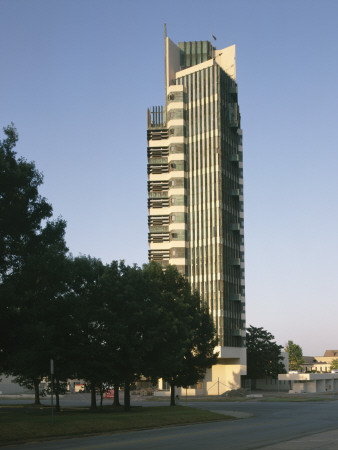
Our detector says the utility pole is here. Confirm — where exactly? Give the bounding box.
[50,359,54,425]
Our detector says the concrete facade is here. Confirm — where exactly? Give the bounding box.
[147,32,246,395]
[0,375,33,395]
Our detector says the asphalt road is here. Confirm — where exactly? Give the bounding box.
[2,397,338,449]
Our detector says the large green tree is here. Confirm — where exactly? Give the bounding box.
[0,124,53,278]
[0,124,69,404]
[246,326,286,380]
[143,263,218,406]
[66,255,108,410]
[111,262,165,411]
[285,340,304,371]
[0,219,68,404]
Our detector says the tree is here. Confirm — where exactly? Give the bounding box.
[285,340,304,371]
[143,264,218,406]
[111,262,163,411]
[0,123,53,278]
[0,123,71,404]
[329,359,338,371]
[0,219,68,405]
[246,326,286,380]
[0,124,68,399]
[66,255,108,410]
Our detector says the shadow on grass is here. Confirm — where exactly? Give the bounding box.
[0,404,234,444]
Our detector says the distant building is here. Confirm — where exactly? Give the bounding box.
[300,350,338,373]
[147,29,246,394]
[0,375,32,395]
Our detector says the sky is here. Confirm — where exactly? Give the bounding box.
[1,0,337,356]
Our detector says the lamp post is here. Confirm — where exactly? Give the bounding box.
[50,359,54,425]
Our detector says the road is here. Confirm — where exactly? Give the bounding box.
[2,396,338,449]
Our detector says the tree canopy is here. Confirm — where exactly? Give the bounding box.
[246,325,286,379]
[0,124,220,410]
[143,264,218,405]
[285,340,304,371]
[0,123,54,279]
[330,359,338,371]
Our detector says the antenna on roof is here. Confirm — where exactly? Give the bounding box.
[164,23,167,102]
[211,33,216,62]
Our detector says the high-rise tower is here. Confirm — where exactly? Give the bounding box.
[147,33,246,393]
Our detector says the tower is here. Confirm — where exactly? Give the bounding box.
[147,33,246,393]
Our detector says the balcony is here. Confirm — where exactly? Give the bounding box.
[231,189,240,197]
[149,191,168,199]
[147,106,166,128]
[229,85,238,102]
[148,157,168,164]
[230,154,240,162]
[228,103,239,128]
[148,180,169,191]
[230,223,241,232]
[232,329,242,337]
[148,198,170,208]
[148,215,170,227]
[148,232,170,243]
[149,226,168,233]
[230,293,241,302]
[231,258,241,266]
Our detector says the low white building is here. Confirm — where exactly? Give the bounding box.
[278,373,338,393]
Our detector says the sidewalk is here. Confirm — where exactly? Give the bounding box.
[260,428,338,449]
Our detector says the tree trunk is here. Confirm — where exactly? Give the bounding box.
[33,379,41,405]
[113,383,121,407]
[99,384,104,407]
[90,382,97,410]
[170,381,176,406]
[55,378,60,412]
[124,382,130,412]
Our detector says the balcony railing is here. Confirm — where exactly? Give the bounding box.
[147,106,166,128]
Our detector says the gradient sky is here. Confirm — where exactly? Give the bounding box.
[1,0,337,356]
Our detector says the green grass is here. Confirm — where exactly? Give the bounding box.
[0,404,234,444]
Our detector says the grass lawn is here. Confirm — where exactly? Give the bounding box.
[0,404,234,444]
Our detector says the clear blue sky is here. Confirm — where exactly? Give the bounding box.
[1,0,337,355]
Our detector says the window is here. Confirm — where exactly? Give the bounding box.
[162,380,170,390]
[171,215,176,222]
[168,93,175,101]
[169,128,175,135]
[171,197,175,205]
